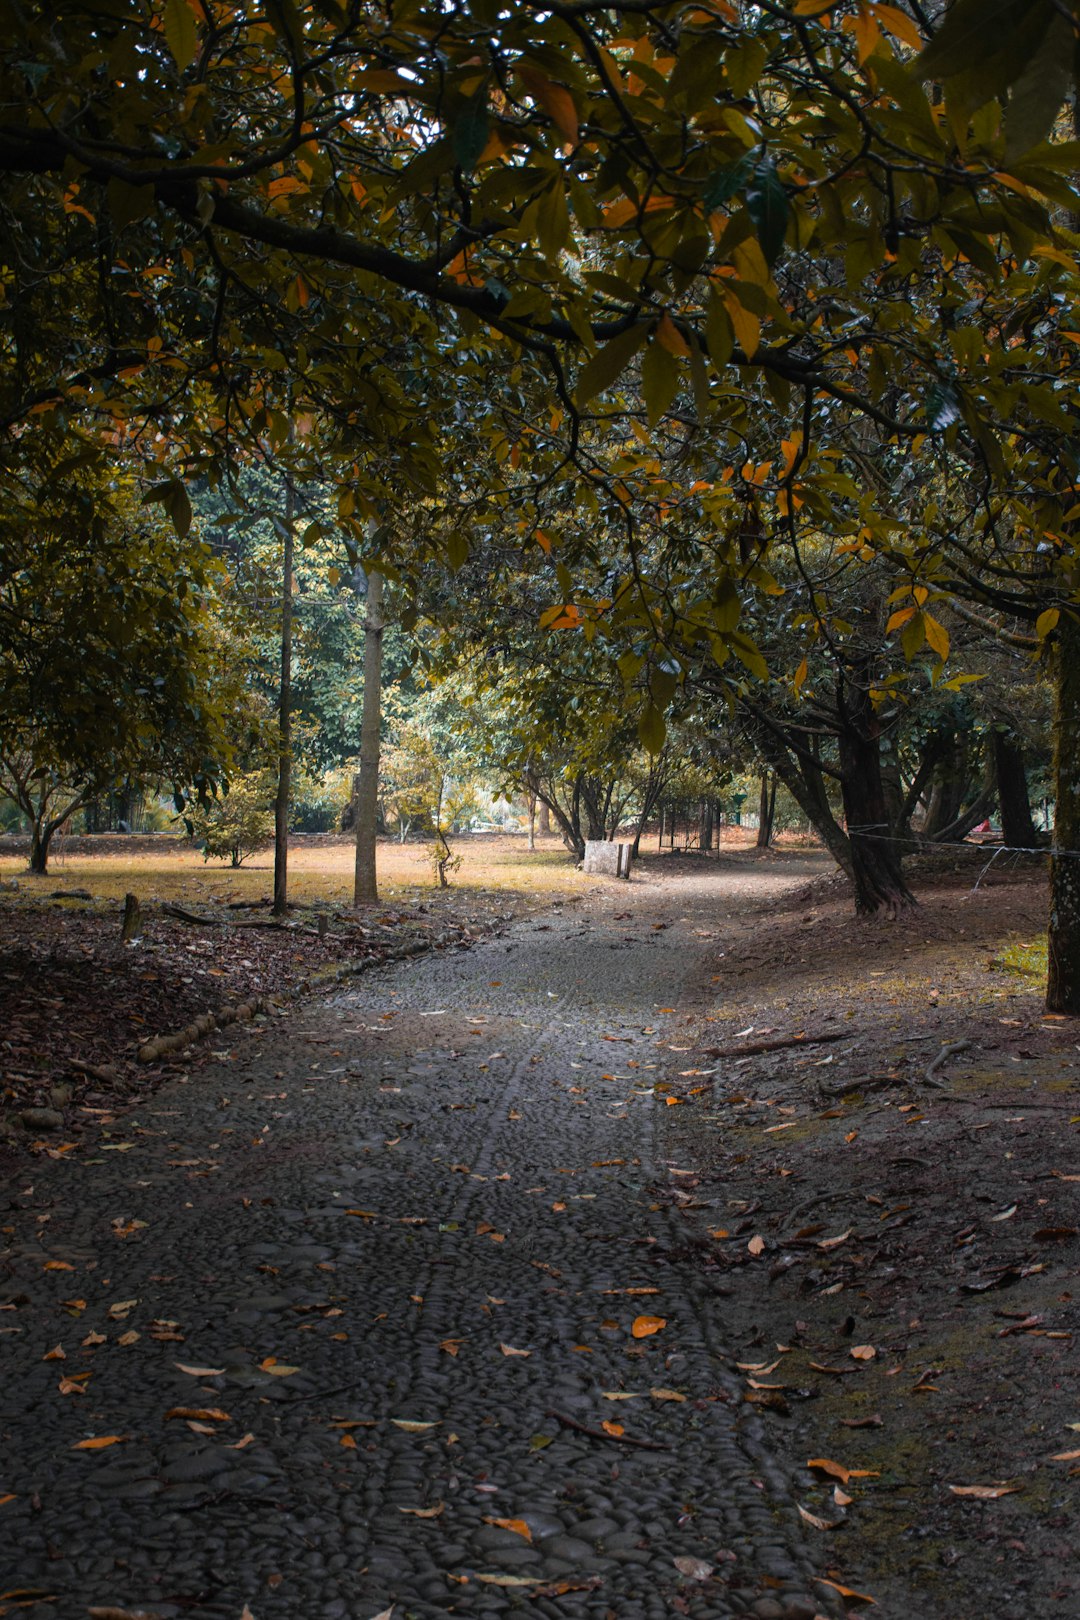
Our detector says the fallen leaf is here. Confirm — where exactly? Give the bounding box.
[117,1330,140,1347]
[72,1435,126,1450]
[175,1363,226,1377]
[82,1331,107,1347]
[631,1315,666,1338]
[229,1433,256,1450]
[164,1408,230,1422]
[834,1486,853,1506]
[600,1421,625,1437]
[498,1343,532,1357]
[708,1228,730,1240]
[602,1391,640,1401]
[484,1517,532,1541]
[366,1607,395,1619]
[399,1503,444,1518]
[474,1574,542,1587]
[340,1434,357,1449]
[390,1419,438,1431]
[990,1204,1018,1222]
[1050,1449,1080,1461]
[672,1555,713,1579]
[258,1357,300,1376]
[43,1260,74,1271]
[650,1387,686,1402]
[947,1483,1020,1499]
[798,1504,841,1530]
[747,1235,765,1256]
[850,1345,876,1361]
[107,1300,137,1319]
[808,1458,880,1484]
[816,1576,877,1604]
[42,1345,65,1361]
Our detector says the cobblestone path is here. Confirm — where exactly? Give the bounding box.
[3,869,842,1620]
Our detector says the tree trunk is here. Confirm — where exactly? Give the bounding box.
[837,690,915,916]
[992,729,1041,848]
[29,820,48,874]
[527,792,536,851]
[1047,616,1080,1012]
[538,800,550,836]
[353,568,385,906]
[272,482,294,916]
[756,770,776,849]
[699,800,714,851]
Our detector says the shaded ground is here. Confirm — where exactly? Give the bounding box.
[0,847,1075,1620]
[657,848,1079,1618]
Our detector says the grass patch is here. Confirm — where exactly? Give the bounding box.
[989,934,1048,978]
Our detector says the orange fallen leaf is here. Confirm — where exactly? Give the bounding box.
[650,1387,686,1402]
[340,1433,357,1449]
[42,1345,65,1362]
[600,1421,625,1437]
[484,1516,532,1541]
[816,1577,877,1604]
[164,1408,231,1422]
[631,1315,666,1338]
[798,1504,840,1530]
[0,1494,14,1507]
[1050,1449,1080,1461]
[229,1433,256,1449]
[948,1483,1020,1499]
[175,1362,225,1376]
[72,1435,126,1450]
[708,1228,730,1239]
[807,1458,880,1484]
[259,1357,300,1376]
[498,1343,532,1357]
[850,1344,876,1360]
[43,1260,74,1271]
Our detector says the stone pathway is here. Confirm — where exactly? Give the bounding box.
[2,865,843,1620]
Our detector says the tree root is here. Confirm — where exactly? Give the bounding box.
[926,1038,973,1086]
[547,1410,672,1452]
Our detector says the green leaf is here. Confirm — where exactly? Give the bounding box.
[640,340,680,427]
[575,324,649,407]
[917,0,1032,82]
[746,157,788,268]
[1004,10,1074,161]
[163,0,198,71]
[727,631,767,681]
[901,611,926,660]
[453,90,490,173]
[703,156,754,214]
[638,703,666,755]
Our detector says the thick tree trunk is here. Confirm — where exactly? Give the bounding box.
[29,822,49,874]
[992,729,1041,848]
[1047,616,1080,1012]
[353,568,384,906]
[837,679,915,917]
[538,800,550,836]
[272,483,294,917]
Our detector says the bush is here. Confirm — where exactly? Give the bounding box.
[189,771,275,866]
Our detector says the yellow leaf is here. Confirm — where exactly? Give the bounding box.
[399,1502,444,1517]
[721,289,760,359]
[871,2,924,51]
[650,1387,687,1402]
[1037,607,1060,638]
[259,1357,300,1376]
[484,1516,533,1541]
[391,1419,439,1431]
[923,612,950,662]
[631,1315,666,1338]
[655,312,691,358]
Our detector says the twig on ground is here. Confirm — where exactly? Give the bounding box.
[700,1030,852,1059]
[162,904,224,927]
[926,1038,973,1086]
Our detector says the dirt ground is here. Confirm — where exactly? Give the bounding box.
[654,847,1079,1618]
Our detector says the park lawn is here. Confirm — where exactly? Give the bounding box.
[0,831,591,911]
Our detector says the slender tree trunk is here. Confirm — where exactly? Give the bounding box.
[1047,615,1080,1012]
[272,482,294,916]
[992,729,1041,848]
[699,801,714,851]
[527,792,536,851]
[538,800,550,836]
[756,770,776,849]
[353,568,385,906]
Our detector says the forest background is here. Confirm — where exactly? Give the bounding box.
[1,0,1079,1005]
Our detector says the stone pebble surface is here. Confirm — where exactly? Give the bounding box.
[1,878,845,1620]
